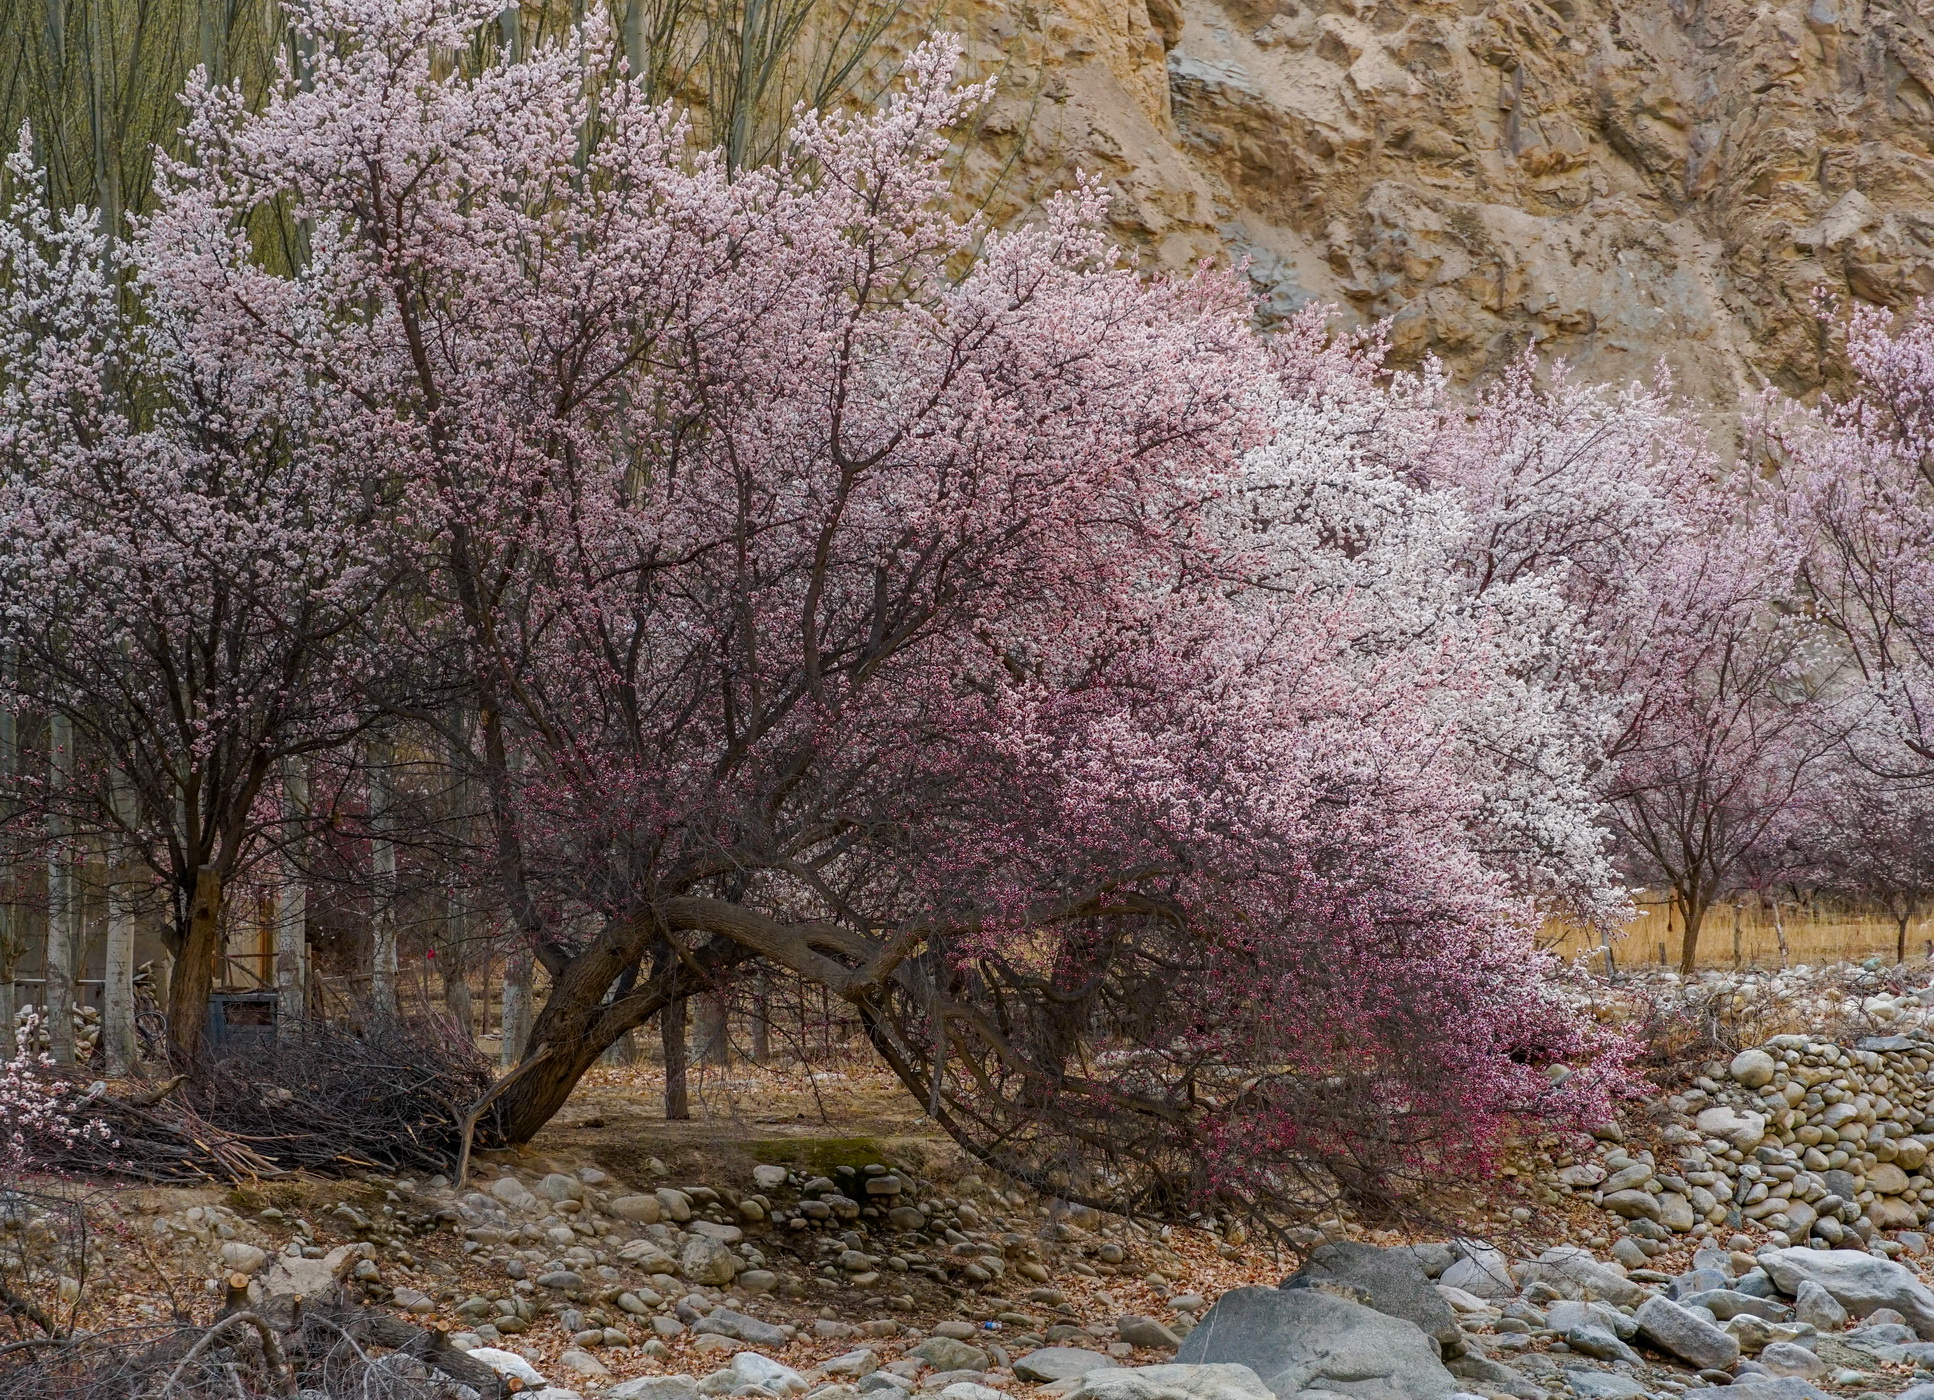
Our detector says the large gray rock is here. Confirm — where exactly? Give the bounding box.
[1683,1380,1828,1400]
[1633,1295,1740,1370]
[1016,1349,1115,1382]
[680,1236,739,1286]
[1730,1049,1778,1088]
[1678,1290,1787,1322]
[1759,1249,1934,1337]
[1696,1106,1767,1150]
[1399,1245,1457,1279]
[694,1307,789,1346]
[1601,1190,1661,1223]
[1516,1248,1646,1309]
[1439,1246,1515,1302]
[1068,1365,1274,1400]
[1563,1326,1641,1365]
[610,1377,699,1400]
[915,1338,991,1373]
[258,1243,362,1300]
[1756,1342,1826,1380]
[1546,1301,1635,1339]
[1283,1244,1461,1348]
[1563,1373,1653,1400]
[1121,1317,1184,1350]
[1174,1287,1458,1400]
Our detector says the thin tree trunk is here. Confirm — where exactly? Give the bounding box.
[441,897,473,1037]
[663,994,690,1120]
[698,990,728,1066]
[102,768,138,1076]
[1771,898,1790,968]
[276,761,309,1043]
[751,973,769,1064]
[1732,902,1744,969]
[168,866,223,1068]
[1898,906,1912,965]
[500,939,531,1068]
[368,739,397,1016]
[45,714,76,1066]
[1677,891,1708,975]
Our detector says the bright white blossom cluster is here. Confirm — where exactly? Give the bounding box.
[0,1020,114,1168]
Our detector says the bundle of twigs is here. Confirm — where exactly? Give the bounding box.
[43,1015,493,1184]
[0,1295,511,1399]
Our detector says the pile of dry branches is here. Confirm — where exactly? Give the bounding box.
[45,1015,493,1183]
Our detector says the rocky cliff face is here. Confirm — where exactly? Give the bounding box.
[951,0,1934,404]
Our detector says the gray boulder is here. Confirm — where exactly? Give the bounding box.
[694,1308,789,1347]
[1174,1286,1458,1400]
[1439,1247,1515,1301]
[1678,1290,1787,1322]
[1759,1248,1934,1337]
[1283,1244,1461,1349]
[1400,1245,1458,1279]
[1444,1357,1521,1388]
[1515,1248,1646,1309]
[1562,1373,1653,1400]
[914,1339,990,1373]
[1756,1342,1826,1380]
[1633,1295,1740,1371]
[1792,1281,1845,1332]
[258,1243,363,1300]
[1562,1327,1641,1365]
[1545,1301,1635,1340]
[1016,1349,1115,1383]
[1121,1317,1183,1350]
[1068,1365,1275,1400]
[1683,1381,1828,1400]
[680,1236,738,1286]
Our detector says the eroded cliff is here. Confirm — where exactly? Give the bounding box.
[949,0,1934,402]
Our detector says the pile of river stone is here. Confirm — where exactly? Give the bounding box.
[1553,1034,1934,1259]
[444,1157,1118,1335]
[454,1235,1934,1400]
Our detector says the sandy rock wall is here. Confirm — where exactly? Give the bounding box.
[950,0,1934,405]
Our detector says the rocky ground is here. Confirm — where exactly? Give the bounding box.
[28,970,1934,1400]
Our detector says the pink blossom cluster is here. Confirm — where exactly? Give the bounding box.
[20,0,1934,1204]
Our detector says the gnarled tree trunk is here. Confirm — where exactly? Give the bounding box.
[168,866,223,1069]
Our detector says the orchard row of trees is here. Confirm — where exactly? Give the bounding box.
[2,0,1933,1225]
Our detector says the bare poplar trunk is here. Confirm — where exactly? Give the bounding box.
[277,761,309,1041]
[45,715,76,1066]
[102,768,138,1076]
[500,940,532,1067]
[663,995,690,1120]
[368,740,398,1016]
[168,866,223,1068]
[698,991,729,1066]
[441,897,474,1038]
[1771,899,1790,968]
[1732,902,1744,969]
